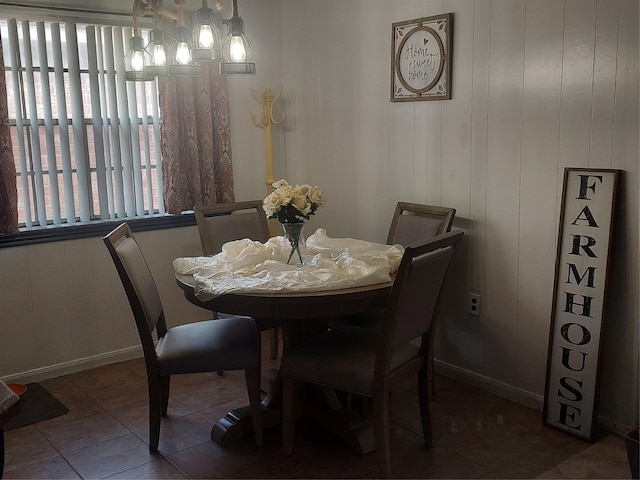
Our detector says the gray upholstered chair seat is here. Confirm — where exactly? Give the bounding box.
[156,317,259,376]
[281,326,420,395]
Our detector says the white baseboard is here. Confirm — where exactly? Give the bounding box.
[434,359,633,436]
[434,359,544,410]
[0,346,143,384]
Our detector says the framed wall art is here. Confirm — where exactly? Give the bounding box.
[390,13,453,102]
[543,168,621,442]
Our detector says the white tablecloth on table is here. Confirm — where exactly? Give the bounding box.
[173,228,404,300]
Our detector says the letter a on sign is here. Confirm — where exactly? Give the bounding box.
[543,168,620,442]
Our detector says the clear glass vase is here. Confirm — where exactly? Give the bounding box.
[282,222,306,266]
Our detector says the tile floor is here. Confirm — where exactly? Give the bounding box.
[3,331,633,479]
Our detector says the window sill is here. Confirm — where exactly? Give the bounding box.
[0,214,196,248]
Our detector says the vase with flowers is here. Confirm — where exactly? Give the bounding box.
[263,179,325,266]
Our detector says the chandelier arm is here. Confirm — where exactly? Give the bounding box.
[174,0,187,26]
[137,0,179,22]
[132,0,144,36]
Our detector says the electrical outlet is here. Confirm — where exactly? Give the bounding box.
[469,293,481,316]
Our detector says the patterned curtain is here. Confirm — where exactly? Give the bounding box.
[0,30,18,234]
[159,62,235,214]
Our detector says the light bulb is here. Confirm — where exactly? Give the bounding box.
[130,50,145,71]
[151,44,167,66]
[229,36,246,62]
[175,41,192,65]
[197,25,215,49]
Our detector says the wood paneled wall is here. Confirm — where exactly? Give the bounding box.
[231,0,638,430]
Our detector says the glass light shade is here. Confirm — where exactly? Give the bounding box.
[193,6,221,62]
[197,24,215,48]
[220,16,255,75]
[151,43,167,65]
[229,35,246,62]
[125,36,153,81]
[145,29,169,77]
[130,50,145,71]
[170,27,200,76]
[174,29,193,65]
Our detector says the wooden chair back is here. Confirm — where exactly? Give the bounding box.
[194,200,270,255]
[378,230,463,375]
[103,223,166,363]
[386,202,456,246]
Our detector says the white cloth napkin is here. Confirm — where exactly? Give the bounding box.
[173,228,404,300]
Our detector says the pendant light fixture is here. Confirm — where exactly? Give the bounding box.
[169,26,200,76]
[125,35,151,81]
[125,2,153,81]
[220,0,255,75]
[193,0,222,62]
[125,0,255,81]
[145,7,170,77]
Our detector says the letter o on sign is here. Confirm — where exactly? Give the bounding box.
[560,323,591,346]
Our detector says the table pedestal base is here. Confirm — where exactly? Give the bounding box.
[210,403,375,455]
[211,405,282,446]
[211,367,282,447]
[210,378,375,455]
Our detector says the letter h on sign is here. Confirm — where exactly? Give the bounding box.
[543,168,620,442]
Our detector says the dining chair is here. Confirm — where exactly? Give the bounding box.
[194,201,280,359]
[280,230,463,478]
[386,201,457,395]
[103,222,263,452]
[386,201,456,246]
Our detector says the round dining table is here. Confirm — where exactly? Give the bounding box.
[175,273,393,321]
[175,272,394,454]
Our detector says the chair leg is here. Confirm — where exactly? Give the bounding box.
[428,347,435,398]
[148,379,162,453]
[245,368,264,447]
[282,377,302,456]
[270,327,279,359]
[372,390,392,478]
[160,376,170,417]
[418,368,435,447]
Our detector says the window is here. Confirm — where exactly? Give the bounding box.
[1,18,164,230]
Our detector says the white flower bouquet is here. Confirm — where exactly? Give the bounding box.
[263,179,325,224]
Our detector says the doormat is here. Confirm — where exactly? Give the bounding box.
[4,383,69,431]
[536,435,632,479]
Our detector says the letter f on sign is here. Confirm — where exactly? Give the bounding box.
[576,175,603,200]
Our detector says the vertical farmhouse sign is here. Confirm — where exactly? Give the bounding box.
[543,168,620,442]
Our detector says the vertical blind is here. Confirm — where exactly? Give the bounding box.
[1,18,164,229]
